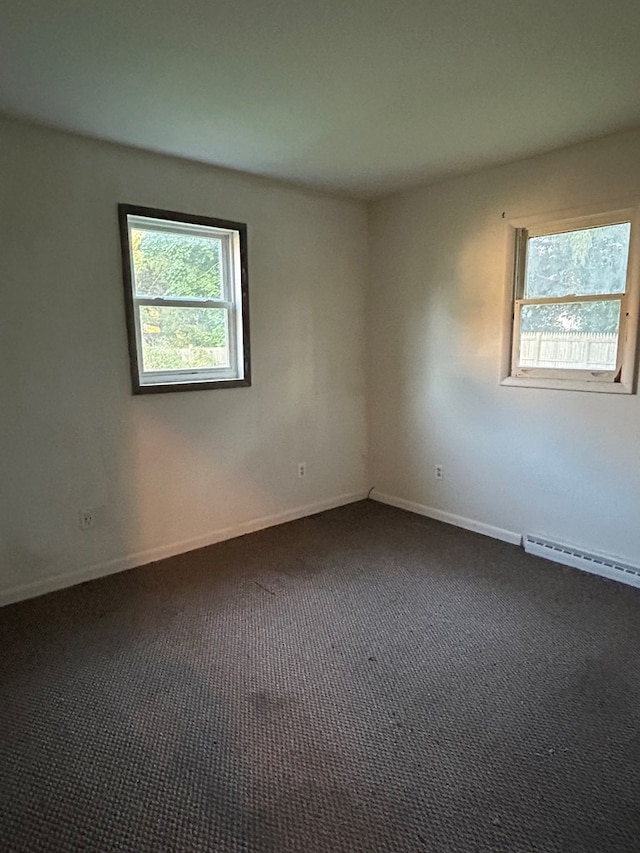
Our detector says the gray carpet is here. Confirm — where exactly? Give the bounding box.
[1,500,640,852]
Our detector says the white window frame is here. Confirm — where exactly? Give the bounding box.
[501,202,640,394]
[118,205,250,394]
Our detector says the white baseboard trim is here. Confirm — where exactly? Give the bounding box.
[0,490,368,608]
[369,490,522,546]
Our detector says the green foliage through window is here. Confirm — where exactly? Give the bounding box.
[522,223,630,334]
[132,229,222,299]
[132,229,227,359]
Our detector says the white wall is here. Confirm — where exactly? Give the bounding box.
[368,128,640,565]
[0,117,369,603]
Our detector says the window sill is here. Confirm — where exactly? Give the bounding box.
[134,377,251,394]
[501,375,633,394]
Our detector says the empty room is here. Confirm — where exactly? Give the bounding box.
[2,1,640,851]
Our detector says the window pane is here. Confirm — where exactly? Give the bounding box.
[524,223,630,299]
[131,228,223,299]
[518,301,620,370]
[139,306,230,372]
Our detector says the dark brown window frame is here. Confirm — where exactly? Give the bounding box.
[118,203,251,395]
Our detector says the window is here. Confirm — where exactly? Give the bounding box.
[119,204,250,393]
[503,205,640,393]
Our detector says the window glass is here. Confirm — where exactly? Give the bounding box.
[139,306,230,371]
[524,223,630,299]
[518,302,620,370]
[131,228,223,300]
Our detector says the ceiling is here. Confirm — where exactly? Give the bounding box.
[2,0,640,198]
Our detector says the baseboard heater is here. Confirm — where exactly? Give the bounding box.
[523,535,640,590]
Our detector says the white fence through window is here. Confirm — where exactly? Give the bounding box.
[519,332,618,370]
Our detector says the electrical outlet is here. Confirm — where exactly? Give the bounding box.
[78,508,96,530]
[297,462,306,479]
[435,464,444,480]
